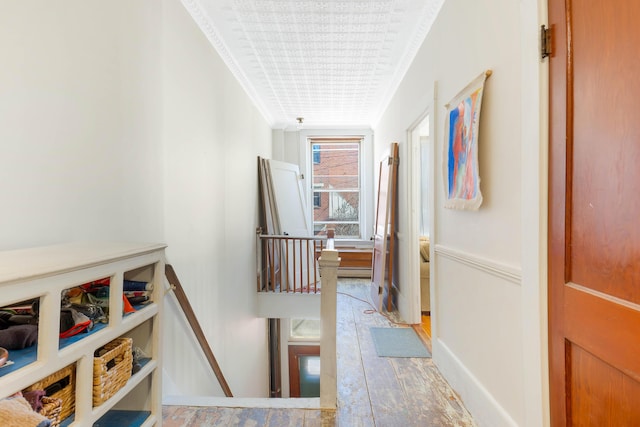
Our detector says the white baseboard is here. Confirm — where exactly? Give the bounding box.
[162,395,321,409]
[434,339,519,427]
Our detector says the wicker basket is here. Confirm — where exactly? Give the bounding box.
[24,363,75,422]
[92,337,133,406]
[40,396,63,427]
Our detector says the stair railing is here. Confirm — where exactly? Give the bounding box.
[256,228,326,294]
[165,264,233,397]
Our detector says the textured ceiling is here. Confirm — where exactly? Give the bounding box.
[182,0,444,129]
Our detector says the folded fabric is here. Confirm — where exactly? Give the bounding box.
[0,396,51,427]
[23,389,46,412]
[70,303,106,323]
[59,308,92,339]
[0,324,38,350]
[0,311,13,329]
[123,280,152,291]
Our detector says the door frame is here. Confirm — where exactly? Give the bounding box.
[521,1,551,424]
[405,86,436,327]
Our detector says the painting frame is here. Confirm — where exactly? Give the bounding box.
[443,70,491,210]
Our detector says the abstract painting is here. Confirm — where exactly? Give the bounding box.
[443,71,491,210]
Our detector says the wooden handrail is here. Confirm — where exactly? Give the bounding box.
[165,264,233,397]
[256,233,327,241]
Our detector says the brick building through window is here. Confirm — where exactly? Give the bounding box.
[310,138,361,238]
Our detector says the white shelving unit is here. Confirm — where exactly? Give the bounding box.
[0,242,166,427]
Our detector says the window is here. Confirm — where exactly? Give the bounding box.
[309,138,361,239]
[290,319,321,340]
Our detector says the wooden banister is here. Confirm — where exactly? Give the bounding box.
[165,264,233,397]
[257,232,325,294]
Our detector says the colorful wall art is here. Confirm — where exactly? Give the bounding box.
[443,71,491,210]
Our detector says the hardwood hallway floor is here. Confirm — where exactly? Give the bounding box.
[163,279,476,427]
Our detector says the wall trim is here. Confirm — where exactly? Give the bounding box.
[434,339,518,427]
[434,244,521,284]
[163,395,321,409]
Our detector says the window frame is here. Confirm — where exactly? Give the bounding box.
[298,130,373,243]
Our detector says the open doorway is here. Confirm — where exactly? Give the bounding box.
[407,109,434,342]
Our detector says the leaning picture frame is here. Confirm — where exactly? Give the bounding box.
[443,70,491,210]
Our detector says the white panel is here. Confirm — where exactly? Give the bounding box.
[257,293,320,319]
[266,160,310,237]
[264,159,320,290]
[434,253,524,426]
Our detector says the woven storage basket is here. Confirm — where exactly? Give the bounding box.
[24,363,75,421]
[40,396,63,427]
[92,337,133,406]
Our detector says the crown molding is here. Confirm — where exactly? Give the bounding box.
[371,0,445,128]
[180,0,276,127]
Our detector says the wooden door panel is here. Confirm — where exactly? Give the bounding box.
[549,0,640,424]
[569,0,640,304]
[564,284,640,381]
[569,344,640,425]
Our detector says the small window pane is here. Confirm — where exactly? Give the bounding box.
[312,145,321,164]
[298,355,320,397]
[290,319,321,339]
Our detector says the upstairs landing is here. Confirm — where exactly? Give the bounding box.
[163,279,475,426]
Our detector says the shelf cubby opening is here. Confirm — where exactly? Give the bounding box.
[58,277,112,350]
[123,264,156,313]
[0,296,41,378]
[95,370,155,427]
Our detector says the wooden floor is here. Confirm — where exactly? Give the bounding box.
[163,279,476,427]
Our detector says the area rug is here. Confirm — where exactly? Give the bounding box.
[370,327,431,358]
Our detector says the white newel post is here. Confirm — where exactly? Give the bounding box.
[319,233,340,409]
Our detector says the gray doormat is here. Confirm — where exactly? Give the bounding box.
[370,327,431,358]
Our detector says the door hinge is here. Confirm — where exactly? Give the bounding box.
[541,25,552,59]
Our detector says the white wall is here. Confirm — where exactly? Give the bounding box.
[373,0,547,426]
[0,2,164,250]
[0,0,271,399]
[162,0,271,398]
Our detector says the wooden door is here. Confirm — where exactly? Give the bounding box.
[548,0,640,425]
[288,345,320,397]
[370,143,399,311]
[370,160,389,311]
